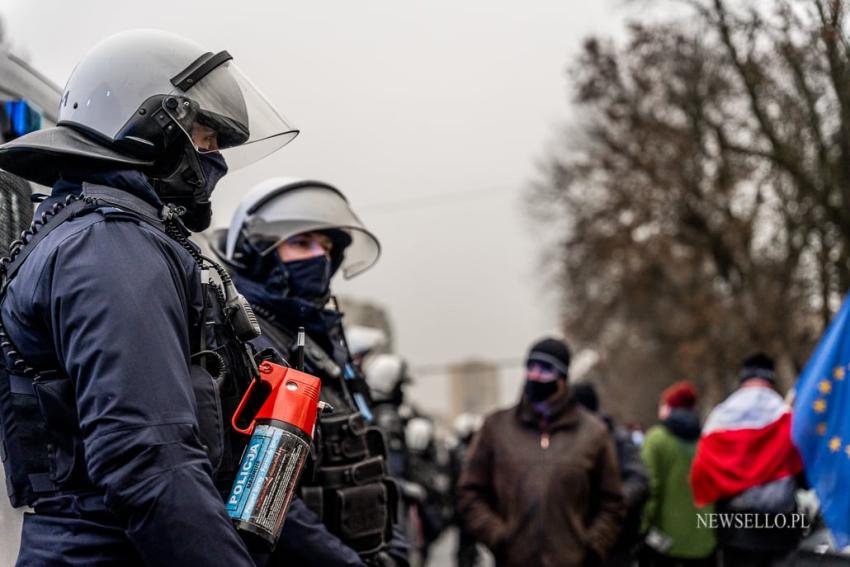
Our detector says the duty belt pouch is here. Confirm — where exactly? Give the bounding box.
[317,456,390,553]
[0,369,76,506]
[331,483,388,549]
[382,477,400,525]
[0,366,43,506]
[321,412,369,463]
[189,364,224,473]
[365,427,387,458]
[32,374,85,487]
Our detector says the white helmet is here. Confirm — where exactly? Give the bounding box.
[452,413,483,439]
[364,353,409,402]
[405,417,435,453]
[0,29,297,186]
[213,177,381,279]
[346,325,389,358]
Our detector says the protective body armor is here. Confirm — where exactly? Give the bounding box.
[0,184,254,508]
[251,311,398,557]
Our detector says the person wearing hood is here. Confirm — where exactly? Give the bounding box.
[640,381,716,567]
[0,30,298,566]
[212,178,407,567]
[457,337,624,567]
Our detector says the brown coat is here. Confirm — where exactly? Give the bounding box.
[458,390,624,567]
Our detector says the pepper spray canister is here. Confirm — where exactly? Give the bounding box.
[227,357,321,548]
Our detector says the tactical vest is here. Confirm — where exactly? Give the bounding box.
[0,185,255,508]
[253,314,399,557]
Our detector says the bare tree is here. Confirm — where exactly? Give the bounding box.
[531,1,850,424]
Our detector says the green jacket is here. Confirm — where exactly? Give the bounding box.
[640,410,715,559]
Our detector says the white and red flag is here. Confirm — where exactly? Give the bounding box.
[690,385,802,507]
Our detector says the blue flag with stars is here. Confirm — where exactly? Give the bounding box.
[792,295,850,549]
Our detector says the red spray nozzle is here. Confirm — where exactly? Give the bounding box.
[231,361,322,438]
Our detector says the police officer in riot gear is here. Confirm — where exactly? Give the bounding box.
[363,354,432,566]
[364,354,453,564]
[363,354,411,480]
[213,177,409,566]
[0,30,297,565]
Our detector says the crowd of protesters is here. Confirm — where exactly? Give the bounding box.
[449,338,824,567]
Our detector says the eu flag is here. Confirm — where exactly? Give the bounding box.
[792,295,850,548]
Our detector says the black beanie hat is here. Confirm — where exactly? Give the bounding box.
[739,352,776,384]
[527,337,571,378]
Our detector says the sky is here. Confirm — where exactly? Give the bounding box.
[0,0,647,416]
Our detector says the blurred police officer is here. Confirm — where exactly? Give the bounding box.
[213,178,408,566]
[365,355,452,566]
[364,354,412,480]
[449,414,483,567]
[0,30,297,565]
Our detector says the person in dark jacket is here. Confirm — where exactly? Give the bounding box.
[573,381,650,567]
[0,30,298,566]
[458,337,624,567]
[212,177,408,566]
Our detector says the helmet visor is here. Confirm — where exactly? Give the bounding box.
[237,185,381,278]
[164,60,298,169]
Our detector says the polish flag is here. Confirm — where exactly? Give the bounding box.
[690,385,803,507]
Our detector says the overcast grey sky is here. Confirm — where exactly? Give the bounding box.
[0,0,644,415]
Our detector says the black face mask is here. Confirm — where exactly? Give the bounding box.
[153,144,228,232]
[525,380,560,402]
[283,255,332,303]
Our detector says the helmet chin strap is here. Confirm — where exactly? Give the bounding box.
[151,140,228,232]
[151,140,207,204]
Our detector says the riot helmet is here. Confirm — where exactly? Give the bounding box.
[452,413,483,442]
[347,325,389,366]
[405,417,435,454]
[0,29,298,230]
[364,354,410,404]
[214,177,381,280]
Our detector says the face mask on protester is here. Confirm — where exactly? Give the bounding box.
[524,360,563,402]
[525,379,560,402]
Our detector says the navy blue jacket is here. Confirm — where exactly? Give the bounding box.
[1,178,254,566]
